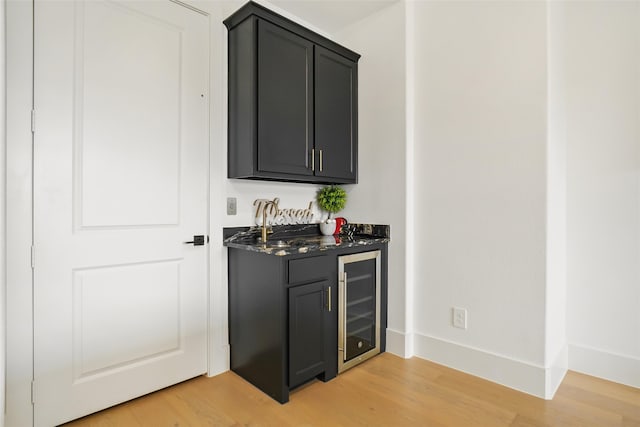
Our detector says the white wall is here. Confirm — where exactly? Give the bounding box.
[545,0,568,397]
[1,0,7,425]
[410,1,552,397]
[565,1,640,388]
[334,1,409,356]
[6,1,639,424]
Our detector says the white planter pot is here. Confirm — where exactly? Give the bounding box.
[320,220,336,236]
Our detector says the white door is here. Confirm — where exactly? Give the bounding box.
[33,1,209,425]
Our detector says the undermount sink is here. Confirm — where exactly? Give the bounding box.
[260,239,291,248]
[254,235,338,249]
[289,235,338,245]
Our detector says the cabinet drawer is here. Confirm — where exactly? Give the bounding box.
[288,256,331,284]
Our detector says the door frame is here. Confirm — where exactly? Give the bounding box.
[6,1,35,425]
[5,1,227,425]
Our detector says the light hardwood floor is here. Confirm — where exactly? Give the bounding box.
[65,353,640,426]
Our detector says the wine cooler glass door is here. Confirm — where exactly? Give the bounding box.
[338,250,381,373]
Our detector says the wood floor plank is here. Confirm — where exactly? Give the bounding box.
[64,353,640,427]
[558,383,640,422]
[623,416,640,427]
[65,401,140,427]
[562,371,640,407]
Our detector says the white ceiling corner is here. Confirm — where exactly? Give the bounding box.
[269,0,399,35]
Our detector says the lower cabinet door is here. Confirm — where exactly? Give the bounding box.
[288,280,331,388]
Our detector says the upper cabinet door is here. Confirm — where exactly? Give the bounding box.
[258,20,314,177]
[314,46,358,183]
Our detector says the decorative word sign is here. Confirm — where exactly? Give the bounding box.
[254,198,314,225]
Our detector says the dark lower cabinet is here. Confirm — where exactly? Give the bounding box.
[227,243,387,403]
[288,280,331,388]
[227,249,289,402]
[227,249,336,403]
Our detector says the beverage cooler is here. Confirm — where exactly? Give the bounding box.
[337,250,381,373]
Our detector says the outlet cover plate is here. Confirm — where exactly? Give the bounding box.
[452,307,467,329]
[227,197,237,215]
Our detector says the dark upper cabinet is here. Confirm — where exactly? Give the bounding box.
[258,20,314,177]
[224,1,360,184]
[315,46,358,181]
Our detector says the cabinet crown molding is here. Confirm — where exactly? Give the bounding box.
[223,1,361,62]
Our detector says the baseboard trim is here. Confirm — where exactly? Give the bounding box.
[414,333,551,399]
[569,343,640,389]
[545,345,568,398]
[208,343,230,377]
[386,328,413,358]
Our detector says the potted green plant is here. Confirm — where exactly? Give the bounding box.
[317,185,347,235]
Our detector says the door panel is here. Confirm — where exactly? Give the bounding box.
[74,261,181,376]
[33,1,209,425]
[79,0,181,227]
[315,46,357,181]
[289,281,328,388]
[257,19,313,176]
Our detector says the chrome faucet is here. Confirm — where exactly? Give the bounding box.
[261,200,276,243]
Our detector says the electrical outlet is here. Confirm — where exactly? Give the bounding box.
[452,307,467,329]
[226,197,237,215]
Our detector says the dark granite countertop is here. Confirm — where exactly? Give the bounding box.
[223,223,390,256]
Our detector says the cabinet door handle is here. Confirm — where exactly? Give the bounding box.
[327,286,331,312]
[342,272,347,353]
[319,149,323,172]
[311,148,315,171]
